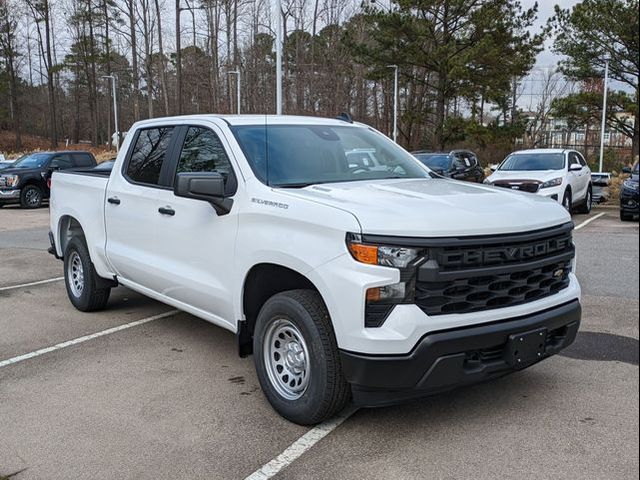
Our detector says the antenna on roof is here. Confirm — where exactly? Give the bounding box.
[336,112,353,124]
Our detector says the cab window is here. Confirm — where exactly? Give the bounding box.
[125,127,175,186]
[50,154,74,169]
[176,126,236,194]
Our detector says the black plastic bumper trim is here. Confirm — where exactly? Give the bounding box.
[340,299,581,407]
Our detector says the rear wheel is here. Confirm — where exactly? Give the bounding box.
[20,185,43,209]
[577,186,593,214]
[64,237,111,312]
[562,189,572,213]
[253,289,350,425]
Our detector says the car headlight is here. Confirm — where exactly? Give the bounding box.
[2,174,19,188]
[346,233,421,268]
[346,233,425,327]
[623,180,639,192]
[541,178,563,189]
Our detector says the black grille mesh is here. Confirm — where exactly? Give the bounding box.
[415,260,571,316]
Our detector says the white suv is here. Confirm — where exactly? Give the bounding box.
[485,149,593,213]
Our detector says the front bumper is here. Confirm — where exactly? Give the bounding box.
[620,190,639,214]
[340,299,581,407]
[0,188,20,203]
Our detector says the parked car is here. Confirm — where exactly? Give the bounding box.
[0,151,97,208]
[0,159,14,170]
[591,172,611,204]
[49,115,581,425]
[620,163,639,221]
[412,150,485,183]
[485,148,593,213]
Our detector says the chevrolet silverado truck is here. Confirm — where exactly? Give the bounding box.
[49,115,581,425]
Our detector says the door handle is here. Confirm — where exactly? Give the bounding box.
[107,197,121,205]
[158,206,175,216]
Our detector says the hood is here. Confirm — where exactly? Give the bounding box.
[487,170,563,183]
[280,178,571,237]
[0,167,42,176]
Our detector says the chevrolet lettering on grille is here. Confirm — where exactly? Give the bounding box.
[438,236,572,268]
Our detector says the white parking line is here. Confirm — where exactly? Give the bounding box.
[0,277,64,292]
[244,405,359,480]
[575,212,606,231]
[0,310,179,369]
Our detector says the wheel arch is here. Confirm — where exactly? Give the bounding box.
[239,263,322,357]
[57,215,86,258]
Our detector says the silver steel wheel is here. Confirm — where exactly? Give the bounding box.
[67,251,85,298]
[263,318,310,400]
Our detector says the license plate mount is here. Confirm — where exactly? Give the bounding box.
[505,327,547,369]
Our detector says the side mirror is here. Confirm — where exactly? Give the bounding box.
[622,167,632,174]
[174,172,233,215]
[490,165,498,172]
[569,164,582,171]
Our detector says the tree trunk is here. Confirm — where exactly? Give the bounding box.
[129,0,140,120]
[154,0,170,115]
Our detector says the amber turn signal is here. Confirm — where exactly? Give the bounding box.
[347,243,378,265]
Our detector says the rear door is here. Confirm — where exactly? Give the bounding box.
[104,125,179,292]
[149,123,240,327]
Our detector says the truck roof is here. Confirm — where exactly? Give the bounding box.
[131,114,361,128]
[510,148,572,155]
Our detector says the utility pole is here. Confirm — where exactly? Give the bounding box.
[276,0,283,115]
[176,0,182,115]
[598,58,610,173]
[101,75,119,153]
[228,70,241,114]
[387,65,398,142]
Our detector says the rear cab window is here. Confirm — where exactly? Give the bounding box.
[124,127,175,187]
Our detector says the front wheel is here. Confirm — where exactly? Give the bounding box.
[253,290,350,425]
[577,186,593,214]
[20,185,43,209]
[64,237,111,312]
[562,189,572,213]
[620,211,634,222]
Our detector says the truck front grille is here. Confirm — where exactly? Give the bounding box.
[415,259,572,316]
[410,223,575,316]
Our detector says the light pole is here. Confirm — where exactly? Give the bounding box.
[387,65,398,142]
[228,70,241,114]
[101,75,119,153]
[276,0,283,115]
[598,58,610,173]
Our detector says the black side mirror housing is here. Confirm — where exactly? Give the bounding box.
[174,172,233,215]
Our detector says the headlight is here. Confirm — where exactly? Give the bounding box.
[623,180,639,192]
[2,174,19,188]
[541,178,563,189]
[346,233,425,328]
[346,233,421,268]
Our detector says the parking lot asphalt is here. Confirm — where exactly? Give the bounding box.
[0,205,638,480]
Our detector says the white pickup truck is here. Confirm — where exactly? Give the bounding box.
[49,115,581,425]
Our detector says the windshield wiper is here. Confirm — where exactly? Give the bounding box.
[272,182,316,188]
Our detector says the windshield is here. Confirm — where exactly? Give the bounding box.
[499,153,565,171]
[10,153,50,169]
[231,124,429,187]
[414,154,451,171]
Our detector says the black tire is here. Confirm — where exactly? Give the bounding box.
[577,186,593,214]
[562,189,572,213]
[63,237,111,312]
[620,211,633,222]
[253,289,350,425]
[20,184,44,209]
